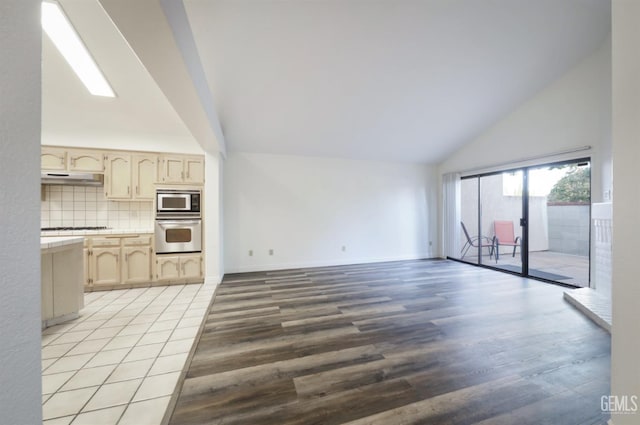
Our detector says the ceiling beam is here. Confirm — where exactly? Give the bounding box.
[98,0,226,156]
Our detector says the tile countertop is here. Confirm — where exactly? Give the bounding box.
[41,228,154,237]
[40,236,85,250]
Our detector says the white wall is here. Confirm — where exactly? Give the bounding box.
[439,38,612,256]
[0,1,43,423]
[224,153,437,273]
[611,1,640,423]
[439,37,611,186]
[204,152,223,284]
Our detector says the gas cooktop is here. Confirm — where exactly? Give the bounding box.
[41,226,110,231]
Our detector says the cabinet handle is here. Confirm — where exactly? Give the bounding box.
[127,186,130,195]
[136,186,139,195]
[125,253,128,262]
[60,156,64,165]
[181,171,184,180]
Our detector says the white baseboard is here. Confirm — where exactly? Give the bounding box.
[224,253,435,275]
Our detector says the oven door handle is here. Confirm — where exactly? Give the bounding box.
[156,220,201,227]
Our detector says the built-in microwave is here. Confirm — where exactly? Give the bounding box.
[156,189,201,218]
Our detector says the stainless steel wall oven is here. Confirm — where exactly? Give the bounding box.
[155,189,202,254]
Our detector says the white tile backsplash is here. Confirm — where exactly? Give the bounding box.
[41,185,153,230]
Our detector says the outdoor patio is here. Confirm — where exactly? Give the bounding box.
[467,250,589,287]
[459,166,591,289]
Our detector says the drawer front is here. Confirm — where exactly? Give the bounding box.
[90,237,121,248]
[122,236,152,246]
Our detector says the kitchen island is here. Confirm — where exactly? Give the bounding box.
[41,236,84,329]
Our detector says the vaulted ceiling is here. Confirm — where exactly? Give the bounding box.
[42,0,205,154]
[43,0,611,164]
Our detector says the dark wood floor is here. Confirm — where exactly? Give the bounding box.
[168,259,610,425]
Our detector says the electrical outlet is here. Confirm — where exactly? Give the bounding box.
[341,245,346,252]
[269,249,274,255]
[249,250,253,256]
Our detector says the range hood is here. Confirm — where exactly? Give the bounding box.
[41,172,104,186]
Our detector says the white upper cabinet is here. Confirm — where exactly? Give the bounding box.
[104,153,132,200]
[132,154,158,200]
[41,147,68,171]
[159,155,204,184]
[184,157,205,184]
[68,149,104,172]
[41,146,204,197]
[42,147,104,172]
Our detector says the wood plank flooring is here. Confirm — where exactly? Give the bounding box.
[168,259,610,425]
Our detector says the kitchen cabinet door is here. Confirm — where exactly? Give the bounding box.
[133,155,157,200]
[91,247,121,286]
[105,153,132,199]
[184,157,204,184]
[156,256,181,281]
[160,156,185,184]
[68,150,104,172]
[180,254,203,280]
[41,147,67,171]
[123,246,152,284]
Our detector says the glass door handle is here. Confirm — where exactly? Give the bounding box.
[520,218,527,226]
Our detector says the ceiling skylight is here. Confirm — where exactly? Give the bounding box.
[42,1,116,97]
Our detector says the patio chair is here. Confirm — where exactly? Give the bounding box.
[493,220,521,262]
[460,221,494,260]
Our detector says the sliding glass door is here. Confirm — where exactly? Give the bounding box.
[482,171,523,275]
[527,161,590,286]
[460,177,481,264]
[453,158,590,287]
[458,170,524,270]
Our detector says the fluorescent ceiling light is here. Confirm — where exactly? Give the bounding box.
[41,1,116,97]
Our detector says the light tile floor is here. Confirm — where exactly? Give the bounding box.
[41,284,215,425]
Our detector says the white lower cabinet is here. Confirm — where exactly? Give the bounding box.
[91,246,121,286]
[123,246,153,284]
[83,235,203,290]
[181,255,203,280]
[85,235,153,289]
[156,256,181,281]
[156,253,203,282]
